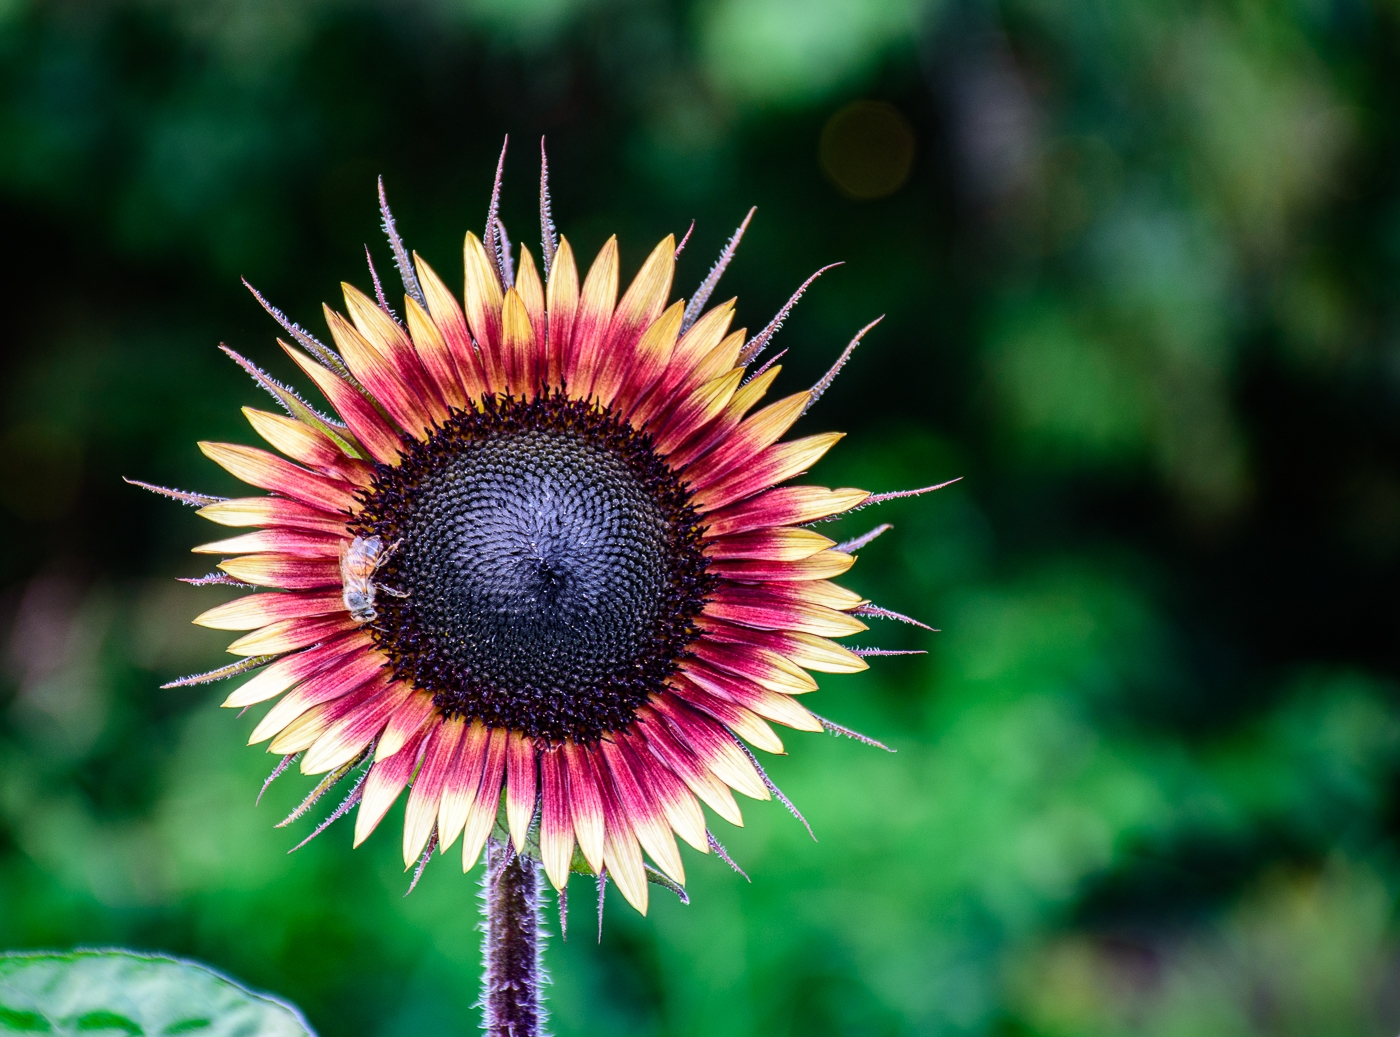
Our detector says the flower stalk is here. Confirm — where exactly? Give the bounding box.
[482,838,545,1037]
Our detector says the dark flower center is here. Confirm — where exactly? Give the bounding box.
[355,394,711,744]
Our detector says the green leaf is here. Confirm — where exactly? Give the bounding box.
[0,951,314,1037]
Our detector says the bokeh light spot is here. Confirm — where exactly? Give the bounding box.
[819,101,915,199]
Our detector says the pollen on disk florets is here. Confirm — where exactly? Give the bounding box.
[353,392,714,745]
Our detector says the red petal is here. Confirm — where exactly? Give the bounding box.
[544,238,579,390]
[226,612,359,656]
[194,589,345,631]
[699,485,869,538]
[218,554,342,590]
[248,648,389,744]
[283,344,405,465]
[416,252,490,401]
[505,730,538,853]
[600,736,684,884]
[539,745,576,889]
[562,741,605,873]
[222,631,373,708]
[342,283,448,425]
[242,407,374,486]
[199,442,359,514]
[403,717,463,865]
[353,719,429,846]
[197,496,349,535]
[325,306,436,439]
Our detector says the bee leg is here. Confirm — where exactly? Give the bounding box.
[380,584,411,599]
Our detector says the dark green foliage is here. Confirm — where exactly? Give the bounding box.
[1,0,1399,1034]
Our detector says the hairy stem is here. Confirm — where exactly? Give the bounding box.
[482,838,545,1037]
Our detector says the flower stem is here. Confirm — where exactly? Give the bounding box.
[482,838,545,1037]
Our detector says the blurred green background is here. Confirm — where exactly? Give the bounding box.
[3,0,1400,1033]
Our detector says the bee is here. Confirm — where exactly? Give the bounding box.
[339,535,407,624]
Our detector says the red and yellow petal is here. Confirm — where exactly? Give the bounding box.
[700,485,870,537]
[689,432,845,512]
[197,496,349,535]
[218,554,342,590]
[562,741,606,874]
[600,736,684,885]
[567,236,620,399]
[539,746,576,890]
[500,288,538,399]
[648,696,770,801]
[619,732,707,851]
[505,730,538,853]
[461,727,508,872]
[325,305,437,438]
[704,586,868,638]
[596,764,649,913]
[415,252,490,400]
[681,389,810,486]
[354,720,431,847]
[514,247,547,358]
[402,717,464,865]
[635,707,745,827]
[591,235,674,407]
[695,618,868,674]
[302,677,414,775]
[438,721,490,851]
[706,548,856,583]
[544,237,579,390]
[249,649,389,745]
[192,530,342,559]
[199,442,359,514]
[462,232,507,392]
[242,408,374,486]
[662,363,781,471]
[194,588,345,631]
[221,631,373,708]
[226,613,359,656]
[282,344,405,465]
[342,283,448,426]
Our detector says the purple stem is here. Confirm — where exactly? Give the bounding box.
[482,837,546,1037]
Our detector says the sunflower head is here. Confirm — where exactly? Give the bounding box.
[144,148,917,915]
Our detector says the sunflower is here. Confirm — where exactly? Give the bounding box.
[137,144,936,915]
